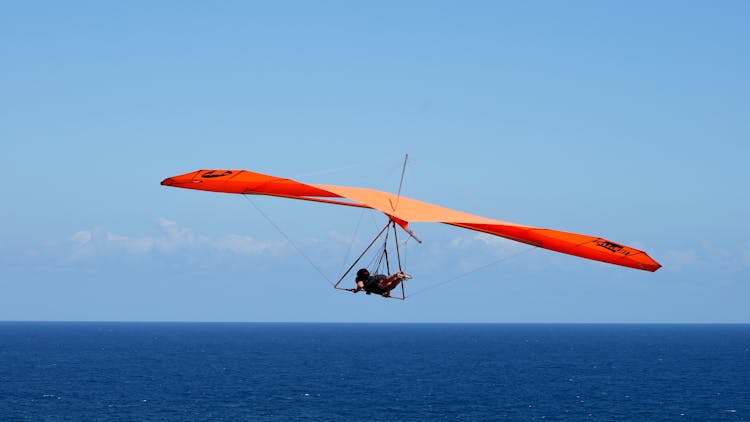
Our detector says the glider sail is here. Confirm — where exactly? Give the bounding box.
[161,169,661,272]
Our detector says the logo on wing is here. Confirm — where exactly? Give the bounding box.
[596,239,630,255]
[201,170,233,179]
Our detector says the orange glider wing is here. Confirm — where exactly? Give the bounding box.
[161,169,661,272]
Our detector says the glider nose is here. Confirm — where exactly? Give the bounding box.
[160,177,175,186]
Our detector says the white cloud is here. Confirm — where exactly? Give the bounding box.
[64,220,750,276]
[68,219,287,261]
[70,229,96,259]
[446,233,535,261]
[215,234,285,255]
[662,249,699,270]
[415,232,541,276]
[71,230,92,244]
[661,243,750,272]
[474,233,525,250]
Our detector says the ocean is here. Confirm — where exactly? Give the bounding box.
[0,323,748,421]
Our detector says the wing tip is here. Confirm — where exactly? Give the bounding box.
[642,261,662,272]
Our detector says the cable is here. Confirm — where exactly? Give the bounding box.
[338,208,368,276]
[242,195,335,287]
[408,246,538,298]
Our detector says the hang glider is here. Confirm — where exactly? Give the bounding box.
[161,168,661,272]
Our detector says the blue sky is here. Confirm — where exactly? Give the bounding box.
[2,1,748,322]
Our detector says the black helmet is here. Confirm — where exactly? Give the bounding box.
[355,268,370,282]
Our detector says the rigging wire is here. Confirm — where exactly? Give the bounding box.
[242,195,335,287]
[244,154,532,299]
[407,246,538,298]
[291,156,406,196]
[243,192,531,299]
[394,153,408,211]
[338,208,368,277]
[290,156,397,181]
[243,192,533,299]
[333,220,393,288]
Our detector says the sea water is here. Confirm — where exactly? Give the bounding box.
[0,322,748,421]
